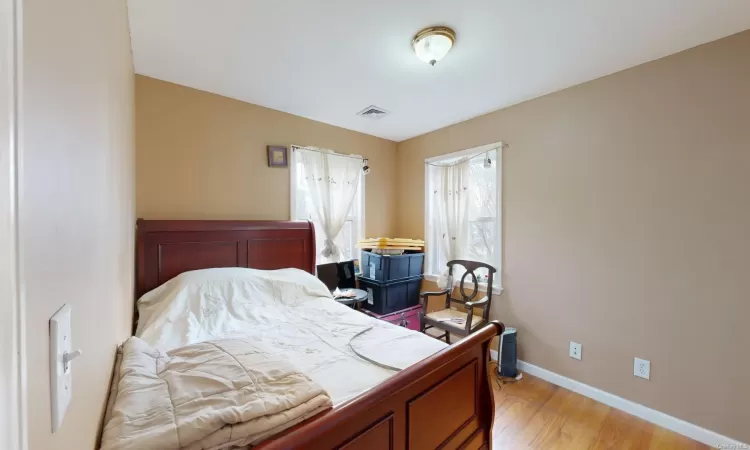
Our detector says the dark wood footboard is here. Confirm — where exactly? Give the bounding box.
[257,321,503,450]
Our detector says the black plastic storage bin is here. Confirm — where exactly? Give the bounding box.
[358,275,422,315]
[361,251,424,283]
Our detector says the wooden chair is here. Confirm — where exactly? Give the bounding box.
[419,260,497,343]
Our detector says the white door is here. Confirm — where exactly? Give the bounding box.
[0,0,23,449]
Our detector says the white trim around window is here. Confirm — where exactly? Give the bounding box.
[424,142,504,294]
[289,145,366,265]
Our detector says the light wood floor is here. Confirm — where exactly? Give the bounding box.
[491,370,709,449]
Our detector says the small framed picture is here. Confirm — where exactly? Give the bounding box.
[267,145,288,168]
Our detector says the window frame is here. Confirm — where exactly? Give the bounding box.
[289,146,366,266]
[423,142,503,293]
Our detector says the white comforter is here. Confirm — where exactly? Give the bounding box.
[135,267,447,405]
[100,337,332,450]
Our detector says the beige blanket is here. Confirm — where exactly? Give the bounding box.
[100,337,332,450]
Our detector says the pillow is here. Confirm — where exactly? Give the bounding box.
[135,267,333,348]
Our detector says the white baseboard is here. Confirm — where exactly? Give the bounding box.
[490,350,746,448]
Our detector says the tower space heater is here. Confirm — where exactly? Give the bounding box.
[496,327,518,378]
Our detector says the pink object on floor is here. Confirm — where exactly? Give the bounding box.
[362,305,422,331]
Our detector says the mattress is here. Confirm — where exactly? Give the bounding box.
[135,267,447,405]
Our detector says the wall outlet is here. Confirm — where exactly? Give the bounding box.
[569,341,582,360]
[634,357,650,380]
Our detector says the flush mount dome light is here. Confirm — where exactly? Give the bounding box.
[412,26,456,66]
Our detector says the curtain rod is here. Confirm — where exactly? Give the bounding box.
[291,145,365,161]
[424,143,508,167]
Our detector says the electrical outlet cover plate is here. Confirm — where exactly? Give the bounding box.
[634,357,651,380]
[569,341,582,360]
[50,304,72,432]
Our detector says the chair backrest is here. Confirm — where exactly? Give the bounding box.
[316,260,357,290]
[447,259,497,319]
[316,262,339,290]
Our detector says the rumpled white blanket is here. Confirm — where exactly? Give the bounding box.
[99,336,332,450]
[134,268,447,405]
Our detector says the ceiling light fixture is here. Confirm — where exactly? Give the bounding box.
[412,26,456,66]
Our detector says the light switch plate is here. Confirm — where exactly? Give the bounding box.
[50,304,72,433]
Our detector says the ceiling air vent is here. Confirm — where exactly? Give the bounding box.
[356,105,390,120]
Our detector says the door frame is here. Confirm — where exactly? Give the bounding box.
[0,0,24,448]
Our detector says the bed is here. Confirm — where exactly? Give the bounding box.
[132,219,504,449]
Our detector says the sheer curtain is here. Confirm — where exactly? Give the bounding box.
[297,148,362,262]
[430,159,471,285]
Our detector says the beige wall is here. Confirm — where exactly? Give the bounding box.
[135,76,398,237]
[20,0,135,448]
[396,30,750,442]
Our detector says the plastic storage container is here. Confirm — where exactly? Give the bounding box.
[361,251,424,283]
[358,275,422,315]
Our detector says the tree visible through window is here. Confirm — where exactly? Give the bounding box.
[467,155,497,267]
[425,147,501,286]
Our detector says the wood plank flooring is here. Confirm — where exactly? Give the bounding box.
[491,369,709,449]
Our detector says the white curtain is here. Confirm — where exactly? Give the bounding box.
[298,148,362,262]
[430,159,470,278]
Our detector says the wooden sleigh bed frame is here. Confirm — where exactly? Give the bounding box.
[136,219,503,449]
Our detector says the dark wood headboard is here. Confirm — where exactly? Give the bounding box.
[135,219,316,298]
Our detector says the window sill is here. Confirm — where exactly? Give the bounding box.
[423,273,503,295]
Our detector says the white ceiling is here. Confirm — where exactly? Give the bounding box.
[127,1,750,142]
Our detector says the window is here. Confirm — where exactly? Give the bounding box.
[424,143,503,290]
[290,147,365,265]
